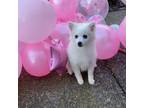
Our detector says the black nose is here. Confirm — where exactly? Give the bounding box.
[78,42,83,47]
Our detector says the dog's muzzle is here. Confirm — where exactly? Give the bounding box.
[78,42,83,47]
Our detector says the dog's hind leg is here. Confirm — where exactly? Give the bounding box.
[95,59,97,68]
[66,61,73,75]
[72,66,84,85]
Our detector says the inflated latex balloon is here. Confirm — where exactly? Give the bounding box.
[45,23,69,70]
[96,24,120,59]
[50,23,69,45]
[49,0,79,22]
[73,13,87,23]
[119,17,126,47]
[121,0,126,4]
[88,15,106,24]
[18,54,22,77]
[18,41,26,55]
[79,0,109,18]
[19,0,56,43]
[21,43,51,77]
[110,24,119,30]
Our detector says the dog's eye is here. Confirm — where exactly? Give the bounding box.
[75,35,78,39]
[83,35,87,39]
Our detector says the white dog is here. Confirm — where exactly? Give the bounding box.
[66,22,97,85]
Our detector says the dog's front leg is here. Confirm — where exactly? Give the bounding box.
[72,66,84,85]
[88,65,95,85]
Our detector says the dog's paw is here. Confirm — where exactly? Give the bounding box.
[67,71,73,75]
[88,79,95,85]
[95,64,97,68]
[77,79,84,85]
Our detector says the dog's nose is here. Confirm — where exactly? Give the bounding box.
[78,42,83,47]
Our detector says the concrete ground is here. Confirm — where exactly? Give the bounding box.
[19,10,126,108]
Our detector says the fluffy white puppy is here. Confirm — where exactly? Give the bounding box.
[67,22,97,85]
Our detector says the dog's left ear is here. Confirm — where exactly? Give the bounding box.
[89,22,96,32]
[68,22,75,31]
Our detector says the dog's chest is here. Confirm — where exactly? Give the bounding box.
[78,57,90,71]
[70,48,95,71]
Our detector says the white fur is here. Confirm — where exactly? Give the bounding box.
[67,22,97,85]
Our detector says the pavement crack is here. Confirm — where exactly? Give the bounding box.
[112,72,126,95]
[106,66,126,96]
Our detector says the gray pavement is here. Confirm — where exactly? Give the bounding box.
[19,10,126,108]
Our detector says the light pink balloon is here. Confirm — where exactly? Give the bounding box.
[49,0,79,22]
[96,24,120,59]
[18,54,22,77]
[119,17,126,47]
[21,43,51,77]
[88,15,106,24]
[19,0,56,43]
[79,0,109,18]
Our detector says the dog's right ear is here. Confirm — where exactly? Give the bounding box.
[68,22,75,31]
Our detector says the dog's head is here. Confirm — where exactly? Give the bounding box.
[68,22,96,47]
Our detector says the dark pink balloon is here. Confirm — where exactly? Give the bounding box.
[119,17,126,48]
[49,0,79,22]
[96,24,120,59]
[21,43,51,77]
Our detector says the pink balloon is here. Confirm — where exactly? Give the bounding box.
[49,0,79,22]
[88,15,106,24]
[19,0,56,43]
[50,23,69,45]
[121,0,126,4]
[18,54,22,77]
[72,13,87,23]
[21,43,51,77]
[79,0,109,18]
[18,41,26,55]
[45,23,69,70]
[96,24,120,59]
[119,17,126,47]
[110,24,119,30]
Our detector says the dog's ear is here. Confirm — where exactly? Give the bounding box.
[89,22,96,32]
[68,22,75,31]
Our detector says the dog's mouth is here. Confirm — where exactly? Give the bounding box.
[78,42,83,47]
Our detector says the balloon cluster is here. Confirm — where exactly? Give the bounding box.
[18,0,126,77]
